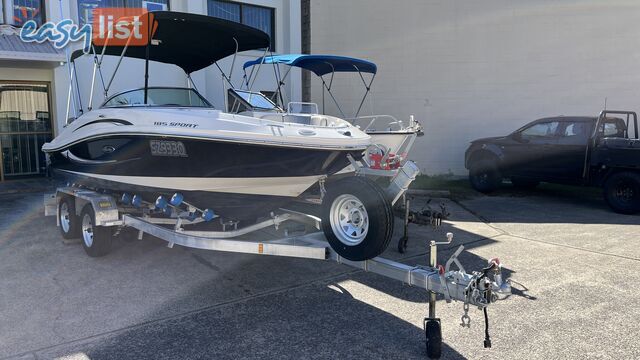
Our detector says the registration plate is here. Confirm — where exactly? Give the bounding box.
[150,140,188,157]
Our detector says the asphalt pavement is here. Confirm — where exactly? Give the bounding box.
[0,187,638,359]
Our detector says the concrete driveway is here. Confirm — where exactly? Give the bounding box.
[0,188,638,359]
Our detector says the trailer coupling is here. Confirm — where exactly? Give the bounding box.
[421,233,512,358]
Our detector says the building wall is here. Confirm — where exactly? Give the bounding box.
[309,0,640,175]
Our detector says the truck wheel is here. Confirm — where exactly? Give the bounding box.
[80,204,113,257]
[321,177,393,261]
[511,177,540,190]
[604,172,640,214]
[469,159,501,193]
[58,196,81,239]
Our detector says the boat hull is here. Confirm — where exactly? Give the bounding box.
[48,135,361,220]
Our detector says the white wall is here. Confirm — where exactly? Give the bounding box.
[310,0,640,175]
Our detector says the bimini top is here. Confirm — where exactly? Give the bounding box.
[71,11,270,74]
[243,54,377,76]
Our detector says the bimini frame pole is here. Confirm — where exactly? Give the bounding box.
[353,65,376,118]
[227,38,239,84]
[64,68,74,124]
[214,38,240,112]
[73,62,83,114]
[88,42,109,111]
[244,47,269,90]
[144,12,152,105]
[104,31,135,97]
[248,47,270,92]
[60,0,77,125]
[319,63,346,118]
[272,61,293,108]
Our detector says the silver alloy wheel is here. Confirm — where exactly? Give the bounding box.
[82,213,94,248]
[60,202,71,233]
[329,194,369,246]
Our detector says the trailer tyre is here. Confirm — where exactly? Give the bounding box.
[469,159,501,193]
[604,172,640,214]
[322,177,393,261]
[80,204,113,257]
[58,197,81,239]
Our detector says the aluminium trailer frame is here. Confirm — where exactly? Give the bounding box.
[46,185,510,359]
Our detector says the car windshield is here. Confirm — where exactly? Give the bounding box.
[102,88,213,108]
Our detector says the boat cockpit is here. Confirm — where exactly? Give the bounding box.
[227,88,349,128]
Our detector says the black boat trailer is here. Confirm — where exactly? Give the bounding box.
[45,182,511,359]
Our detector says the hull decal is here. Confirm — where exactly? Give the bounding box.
[73,119,133,132]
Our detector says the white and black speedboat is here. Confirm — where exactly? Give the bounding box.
[43,12,370,221]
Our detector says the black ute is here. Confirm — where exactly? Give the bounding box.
[464,111,640,214]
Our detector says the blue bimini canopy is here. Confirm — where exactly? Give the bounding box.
[243,54,377,77]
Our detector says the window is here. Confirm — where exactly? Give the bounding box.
[602,121,625,138]
[6,0,46,27]
[227,89,278,113]
[556,121,590,145]
[77,0,169,25]
[208,0,275,50]
[233,89,277,110]
[561,122,589,138]
[0,82,53,180]
[520,121,559,138]
[102,88,212,108]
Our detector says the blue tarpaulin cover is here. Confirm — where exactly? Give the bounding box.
[243,54,377,76]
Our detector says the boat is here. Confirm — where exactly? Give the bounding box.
[241,54,424,170]
[42,12,371,222]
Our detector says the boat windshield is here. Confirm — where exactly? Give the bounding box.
[102,88,213,108]
[233,89,279,110]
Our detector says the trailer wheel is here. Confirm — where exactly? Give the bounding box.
[425,318,442,359]
[469,159,501,193]
[58,197,81,239]
[322,177,393,261]
[604,172,640,214]
[80,204,113,257]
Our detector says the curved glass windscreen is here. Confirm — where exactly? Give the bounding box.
[233,89,278,110]
[102,88,212,108]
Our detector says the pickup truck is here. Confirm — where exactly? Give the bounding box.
[464,110,640,214]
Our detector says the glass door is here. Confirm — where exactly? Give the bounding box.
[0,82,53,181]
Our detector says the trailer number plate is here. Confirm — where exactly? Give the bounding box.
[150,140,188,157]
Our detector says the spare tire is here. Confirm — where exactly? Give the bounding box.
[321,177,394,261]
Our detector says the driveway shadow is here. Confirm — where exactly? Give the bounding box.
[461,182,639,226]
[36,267,471,360]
